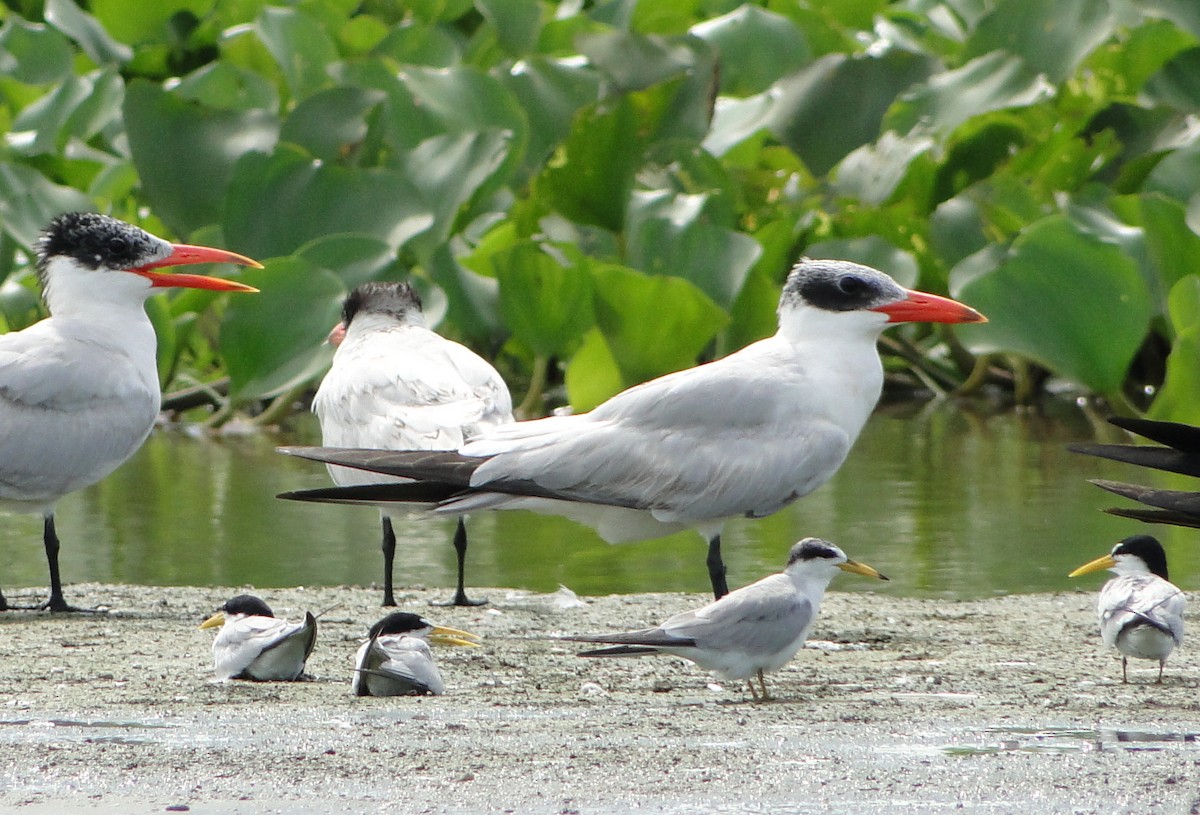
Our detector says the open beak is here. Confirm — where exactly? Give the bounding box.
[872,290,986,324]
[1068,553,1117,578]
[199,611,226,630]
[428,625,483,648]
[839,559,889,581]
[131,244,262,292]
[326,322,347,347]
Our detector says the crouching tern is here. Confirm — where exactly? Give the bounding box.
[1069,534,1186,683]
[353,611,481,696]
[200,594,318,681]
[279,260,983,600]
[565,538,887,701]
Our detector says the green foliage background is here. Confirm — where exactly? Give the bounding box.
[2,0,1199,422]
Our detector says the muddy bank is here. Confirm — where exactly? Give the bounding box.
[0,582,1196,814]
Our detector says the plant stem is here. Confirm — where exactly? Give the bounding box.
[516,355,549,419]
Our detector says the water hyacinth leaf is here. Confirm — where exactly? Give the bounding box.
[0,163,92,247]
[254,5,339,101]
[703,92,775,157]
[888,53,1050,137]
[175,62,280,112]
[124,81,280,237]
[564,327,625,412]
[396,66,528,152]
[494,242,594,358]
[222,258,345,400]
[280,86,387,164]
[768,49,935,176]
[403,129,513,251]
[44,0,133,65]
[426,242,502,339]
[1145,137,1200,204]
[537,97,646,232]
[224,146,434,259]
[502,57,603,171]
[588,262,729,388]
[576,29,697,92]
[1148,276,1200,423]
[689,5,810,97]
[952,215,1152,395]
[296,234,397,289]
[1143,47,1200,111]
[90,0,216,45]
[964,0,1117,84]
[804,237,919,288]
[375,20,462,67]
[0,17,74,84]
[834,131,936,205]
[625,190,761,309]
[476,0,543,56]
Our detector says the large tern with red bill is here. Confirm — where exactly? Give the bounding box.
[0,212,259,611]
[280,259,984,598]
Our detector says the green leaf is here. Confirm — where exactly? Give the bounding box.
[588,262,729,388]
[403,129,513,251]
[296,234,397,288]
[175,62,280,111]
[44,0,133,65]
[952,215,1152,395]
[886,52,1050,136]
[768,49,935,176]
[223,145,435,259]
[564,326,625,411]
[576,30,697,92]
[0,163,91,247]
[90,0,217,45]
[123,81,280,237]
[833,131,936,205]
[475,0,542,56]
[1143,47,1200,111]
[0,17,74,84]
[964,0,1117,83]
[494,241,594,357]
[280,86,387,163]
[689,5,810,96]
[1148,276,1200,423]
[221,257,345,401]
[9,67,125,156]
[255,5,339,101]
[625,190,761,309]
[502,57,602,172]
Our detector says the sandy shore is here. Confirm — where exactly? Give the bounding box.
[0,582,1196,814]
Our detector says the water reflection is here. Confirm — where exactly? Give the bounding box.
[1,399,1196,599]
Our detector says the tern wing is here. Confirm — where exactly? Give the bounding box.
[0,320,158,503]
[213,615,312,680]
[353,635,444,695]
[658,575,815,655]
[1099,575,1186,647]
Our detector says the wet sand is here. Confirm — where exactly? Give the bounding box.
[0,582,1196,814]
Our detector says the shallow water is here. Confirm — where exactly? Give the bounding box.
[1,398,1196,599]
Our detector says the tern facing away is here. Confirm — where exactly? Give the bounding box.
[566,538,886,701]
[0,213,259,611]
[352,611,482,696]
[280,259,984,599]
[312,282,513,607]
[1069,535,1186,683]
[200,594,318,681]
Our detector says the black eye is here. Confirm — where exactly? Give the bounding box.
[108,236,128,254]
[837,275,865,295]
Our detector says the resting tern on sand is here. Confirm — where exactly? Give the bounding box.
[280,259,984,599]
[200,594,318,681]
[312,282,513,607]
[567,538,886,701]
[1069,535,1186,683]
[352,611,481,696]
[0,212,259,612]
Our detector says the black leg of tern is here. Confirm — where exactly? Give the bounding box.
[707,534,729,599]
